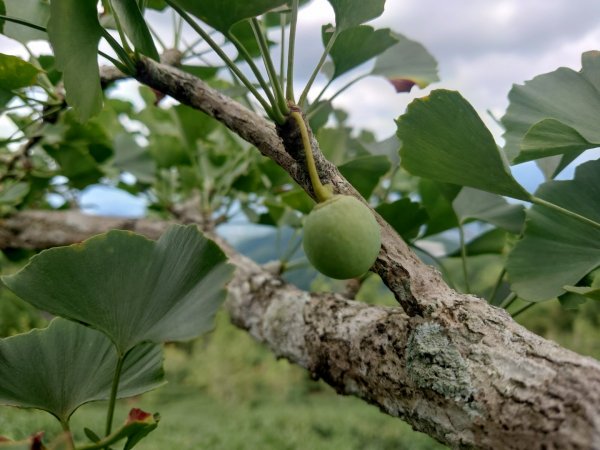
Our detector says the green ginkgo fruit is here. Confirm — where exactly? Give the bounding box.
[303,195,381,279]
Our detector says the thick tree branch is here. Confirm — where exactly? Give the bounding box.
[134,57,427,316]
[2,210,600,449]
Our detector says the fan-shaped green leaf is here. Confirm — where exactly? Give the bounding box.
[171,0,288,34]
[281,189,314,214]
[2,0,49,43]
[47,0,103,121]
[112,0,160,60]
[418,179,459,237]
[143,0,167,11]
[114,133,156,184]
[0,181,29,206]
[563,286,600,302]
[325,0,385,31]
[502,51,600,163]
[2,225,233,354]
[308,100,333,132]
[316,127,348,165]
[371,32,438,93]
[558,291,587,310]
[534,153,580,181]
[561,268,600,302]
[338,155,390,198]
[0,318,164,423]
[362,134,400,166]
[0,54,39,90]
[322,25,397,80]
[452,187,525,234]
[179,65,219,80]
[443,254,505,298]
[448,228,509,257]
[397,90,531,201]
[525,119,588,180]
[375,198,427,241]
[506,159,600,301]
[521,119,594,161]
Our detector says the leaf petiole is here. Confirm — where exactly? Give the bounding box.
[531,196,600,231]
[100,28,137,74]
[298,29,339,107]
[104,354,126,440]
[225,29,281,118]
[286,0,300,102]
[98,50,130,74]
[488,268,506,305]
[60,420,76,450]
[107,0,134,55]
[164,0,275,119]
[250,18,289,116]
[458,222,471,294]
[499,292,517,309]
[511,301,536,318]
[0,14,46,32]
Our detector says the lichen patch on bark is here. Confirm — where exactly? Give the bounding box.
[406,322,474,405]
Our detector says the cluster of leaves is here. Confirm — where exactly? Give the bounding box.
[395,52,600,310]
[0,0,434,220]
[0,225,233,448]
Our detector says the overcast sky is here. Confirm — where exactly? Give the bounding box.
[1,0,599,209]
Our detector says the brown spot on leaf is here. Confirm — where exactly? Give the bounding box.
[388,78,417,93]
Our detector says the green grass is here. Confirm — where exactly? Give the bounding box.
[0,312,445,450]
[1,389,445,449]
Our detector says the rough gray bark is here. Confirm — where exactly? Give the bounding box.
[2,210,600,450]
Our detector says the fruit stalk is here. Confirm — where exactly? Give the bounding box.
[290,110,332,203]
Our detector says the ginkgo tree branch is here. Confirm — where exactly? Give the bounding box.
[134,56,424,315]
[1,209,600,450]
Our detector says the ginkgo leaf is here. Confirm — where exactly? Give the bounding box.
[325,0,385,31]
[397,90,531,201]
[3,225,233,354]
[452,187,525,234]
[323,25,397,80]
[171,0,288,34]
[0,54,39,90]
[47,0,103,121]
[372,32,439,93]
[2,0,49,43]
[112,0,160,60]
[502,51,600,165]
[0,319,164,424]
[506,159,600,301]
